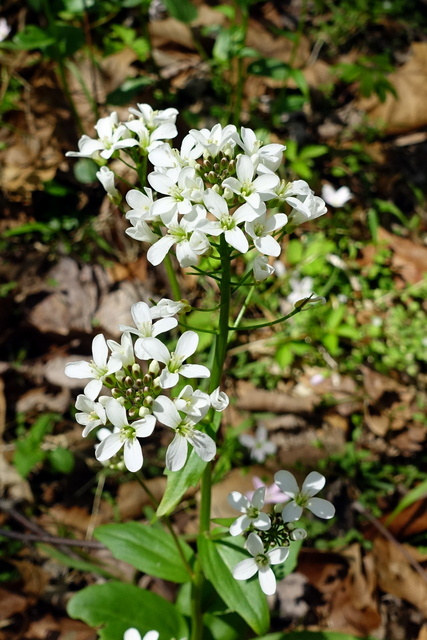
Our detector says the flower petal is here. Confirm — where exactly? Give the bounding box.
[229,515,250,536]
[306,497,335,519]
[64,361,93,379]
[281,501,303,522]
[106,399,128,428]
[165,433,188,471]
[187,430,216,462]
[175,330,198,359]
[92,334,108,367]
[153,395,180,428]
[258,566,276,595]
[123,438,143,472]
[141,337,170,364]
[232,558,258,581]
[302,471,325,497]
[274,470,299,498]
[267,546,289,565]
[95,433,123,462]
[252,486,266,509]
[228,491,250,513]
[252,512,271,531]
[179,364,210,379]
[246,532,264,557]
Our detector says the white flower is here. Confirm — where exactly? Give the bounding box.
[75,394,107,437]
[274,470,335,521]
[189,123,237,158]
[125,188,157,222]
[96,166,120,202]
[173,384,210,419]
[126,119,177,153]
[253,255,275,282]
[149,298,188,319]
[149,135,201,172]
[287,276,314,306]
[66,113,138,160]
[321,184,352,208]
[245,212,288,257]
[153,395,216,471]
[128,104,178,131]
[232,532,289,596]
[239,424,276,463]
[287,191,327,226]
[65,334,122,400]
[237,127,285,172]
[124,628,159,640]
[95,399,156,472]
[118,302,177,359]
[0,18,11,42]
[142,331,210,389]
[107,331,135,367]
[201,190,258,254]
[147,209,210,268]
[228,487,271,536]
[210,387,229,411]
[148,167,197,222]
[222,154,279,213]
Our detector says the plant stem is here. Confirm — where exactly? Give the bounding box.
[164,253,182,301]
[191,236,232,640]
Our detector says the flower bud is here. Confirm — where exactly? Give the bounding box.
[111,388,121,398]
[132,363,141,375]
[124,376,133,387]
[143,373,152,385]
[149,360,160,375]
[139,406,150,418]
[143,396,154,407]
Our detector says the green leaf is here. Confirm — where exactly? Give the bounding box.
[67,582,188,640]
[385,478,427,526]
[47,447,75,474]
[37,544,116,579]
[299,145,328,160]
[94,522,194,583]
[248,58,291,80]
[157,451,207,517]
[198,535,269,635]
[13,414,58,478]
[162,0,197,23]
[73,158,100,184]
[13,25,56,50]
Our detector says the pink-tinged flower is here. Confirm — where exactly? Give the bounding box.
[64,334,122,400]
[274,470,335,522]
[142,331,210,389]
[153,395,216,471]
[95,399,155,472]
[245,476,290,505]
[227,487,271,536]
[232,532,289,595]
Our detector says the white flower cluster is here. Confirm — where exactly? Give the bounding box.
[228,471,335,595]
[65,299,228,473]
[124,629,185,640]
[66,104,327,281]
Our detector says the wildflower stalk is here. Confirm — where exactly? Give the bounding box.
[191,236,232,640]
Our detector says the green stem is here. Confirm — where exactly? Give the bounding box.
[134,473,194,579]
[164,253,182,301]
[191,236,232,640]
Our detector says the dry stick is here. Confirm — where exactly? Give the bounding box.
[0,499,104,554]
[352,501,427,585]
[0,527,104,549]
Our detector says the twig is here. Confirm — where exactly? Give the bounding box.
[0,527,104,548]
[352,501,427,585]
